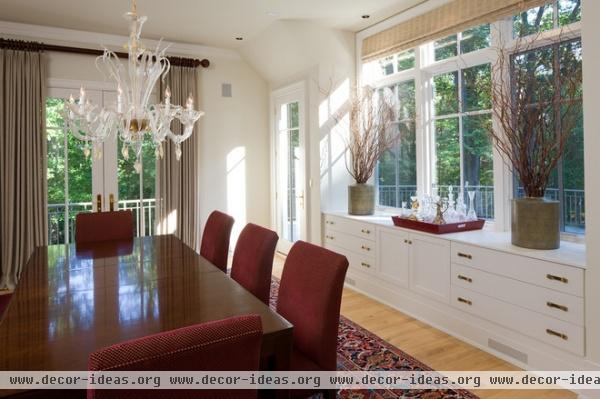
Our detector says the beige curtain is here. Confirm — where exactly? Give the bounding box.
[0,44,47,289]
[156,65,200,251]
[362,0,551,61]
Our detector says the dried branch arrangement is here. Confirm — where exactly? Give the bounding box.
[489,28,582,197]
[345,86,398,184]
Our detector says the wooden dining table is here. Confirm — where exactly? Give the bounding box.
[0,235,293,398]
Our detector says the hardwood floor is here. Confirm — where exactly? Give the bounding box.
[272,253,575,399]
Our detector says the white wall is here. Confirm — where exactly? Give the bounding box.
[197,56,270,244]
[582,0,600,371]
[1,25,271,247]
[239,20,355,244]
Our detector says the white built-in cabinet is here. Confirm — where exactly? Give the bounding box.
[408,233,450,303]
[322,212,587,371]
[377,228,409,287]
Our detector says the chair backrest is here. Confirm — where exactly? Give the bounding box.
[88,315,262,399]
[200,211,235,272]
[277,241,348,371]
[231,223,278,304]
[75,210,134,244]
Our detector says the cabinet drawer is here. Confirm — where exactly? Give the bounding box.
[452,263,583,325]
[323,214,375,241]
[324,229,376,257]
[452,285,584,355]
[324,243,376,275]
[451,243,583,297]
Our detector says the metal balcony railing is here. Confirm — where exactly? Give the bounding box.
[378,184,585,231]
[48,199,156,245]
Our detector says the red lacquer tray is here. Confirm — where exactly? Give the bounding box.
[391,216,485,234]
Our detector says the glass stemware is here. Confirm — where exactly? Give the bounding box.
[467,190,477,221]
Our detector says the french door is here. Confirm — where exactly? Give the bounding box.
[46,86,156,245]
[273,84,307,254]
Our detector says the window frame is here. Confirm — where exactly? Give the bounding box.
[357,11,583,240]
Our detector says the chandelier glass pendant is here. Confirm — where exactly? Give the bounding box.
[64,0,204,173]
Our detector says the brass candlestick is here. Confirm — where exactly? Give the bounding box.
[433,199,449,225]
[407,198,420,221]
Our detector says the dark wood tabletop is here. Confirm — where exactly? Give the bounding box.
[0,235,293,398]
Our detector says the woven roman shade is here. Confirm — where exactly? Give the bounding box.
[362,0,551,61]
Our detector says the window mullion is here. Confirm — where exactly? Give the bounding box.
[553,41,565,231]
[415,46,429,197]
[458,70,465,191]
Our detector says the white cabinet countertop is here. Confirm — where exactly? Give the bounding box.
[325,211,587,269]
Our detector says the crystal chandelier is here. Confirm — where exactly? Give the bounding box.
[64,0,204,173]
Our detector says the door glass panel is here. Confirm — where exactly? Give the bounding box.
[46,96,93,245]
[117,138,156,236]
[277,101,300,243]
[47,88,157,244]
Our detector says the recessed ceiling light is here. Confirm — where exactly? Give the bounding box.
[235,37,243,41]
[361,14,370,19]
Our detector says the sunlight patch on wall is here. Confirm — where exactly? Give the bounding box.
[227,146,247,244]
[319,78,350,128]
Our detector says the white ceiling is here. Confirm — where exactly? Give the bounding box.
[0,0,426,49]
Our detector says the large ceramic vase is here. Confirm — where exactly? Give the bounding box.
[348,184,375,215]
[511,197,560,250]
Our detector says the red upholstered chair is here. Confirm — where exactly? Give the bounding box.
[230,223,279,304]
[200,211,234,272]
[75,210,134,244]
[88,315,263,399]
[276,241,348,399]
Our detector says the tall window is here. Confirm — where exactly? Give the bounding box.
[365,1,583,234]
[434,24,491,61]
[377,80,417,207]
[513,0,581,38]
[433,64,494,219]
[378,49,416,76]
[512,38,584,233]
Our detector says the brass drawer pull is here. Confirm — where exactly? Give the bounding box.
[361,229,371,234]
[546,274,568,284]
[546,329,568,340]
[325,235,334,240]
[361,262,371,268]
[404,239,408,244]
[457,275,473,283]
[326,220,335,225]
[457,297,472,306]
[547,302,568,312]
[457,252,472,260]
[361,245,371,251]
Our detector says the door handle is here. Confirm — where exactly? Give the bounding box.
[96,194,102,212]
[109,193,115,212]
[297,191,305,210]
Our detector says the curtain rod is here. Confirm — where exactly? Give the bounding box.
[0,38,210,68]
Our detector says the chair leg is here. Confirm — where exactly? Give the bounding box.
[323,389,337,399]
